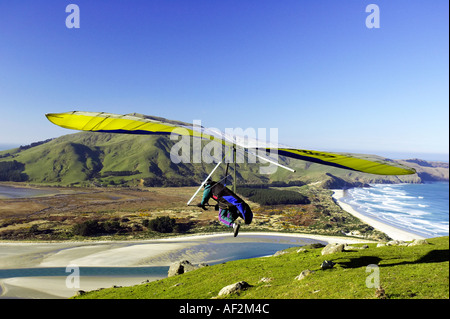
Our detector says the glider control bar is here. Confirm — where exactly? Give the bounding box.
[186,160,223,206]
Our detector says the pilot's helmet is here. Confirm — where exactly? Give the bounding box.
[204,178,214,187]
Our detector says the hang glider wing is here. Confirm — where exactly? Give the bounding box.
[271,148,415,175]
[46,111,203,138]
[46,111,416,176]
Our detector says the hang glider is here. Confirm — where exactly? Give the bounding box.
[45,111,416,176]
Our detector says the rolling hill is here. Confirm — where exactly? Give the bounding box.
[0,132,448,187]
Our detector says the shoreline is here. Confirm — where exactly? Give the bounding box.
[331,189,425,241]
[0,231,373,299]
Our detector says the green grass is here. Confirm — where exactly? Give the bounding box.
[74,236,449,299]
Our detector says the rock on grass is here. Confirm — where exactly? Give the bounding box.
[218,281,251,297]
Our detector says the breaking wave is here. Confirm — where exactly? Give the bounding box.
[341,183,449,238]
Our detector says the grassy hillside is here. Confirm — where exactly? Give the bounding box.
[0,133,273,186]
[74,236,448,299]
[0,132,447,186]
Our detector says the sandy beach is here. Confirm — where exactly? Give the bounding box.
[0,232,372,299]
[331,190,425,241]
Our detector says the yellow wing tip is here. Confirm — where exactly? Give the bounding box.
[404,168,417,175]
[45,113,58,123]
[45,112,65,125]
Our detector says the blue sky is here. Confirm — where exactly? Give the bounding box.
[0,0,448,160]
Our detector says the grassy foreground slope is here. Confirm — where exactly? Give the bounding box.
[75,236,449,299]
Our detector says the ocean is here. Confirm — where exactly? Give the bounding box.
[340,182,449,239]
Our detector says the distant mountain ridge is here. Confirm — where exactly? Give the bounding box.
[0,132,448,188]
[396,159,448,182]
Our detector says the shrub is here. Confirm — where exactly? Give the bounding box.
[102,220,122,234]
[174,222,192,233]
[72,219,124,236]
[148,216,176,233]
[237,187,310,206]
[0,160,28,182]
[101,170,140,177]
[142,177,199,187]
[72,220,102,236]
